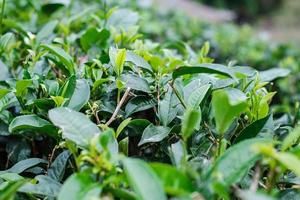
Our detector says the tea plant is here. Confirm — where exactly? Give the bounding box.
[0,0,299,200]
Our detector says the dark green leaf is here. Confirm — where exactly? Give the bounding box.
[125,96,156,117]
[172,64,234,80]
[138,124,171,146]
[40,44,75,75]
[48,151,72,181]
[9,115,58,137]
[234,115,271,144]
[49,107,101,148]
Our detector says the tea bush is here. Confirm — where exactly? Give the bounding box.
[0,0,300,199]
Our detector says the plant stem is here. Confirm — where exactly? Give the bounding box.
[0,0,5,34]
[168,81,187,109]
[106,87,131,126]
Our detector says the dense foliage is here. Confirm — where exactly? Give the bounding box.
[194,0,282,21]
[0,0,300,199]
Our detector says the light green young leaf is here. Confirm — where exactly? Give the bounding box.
[212,88,248,134]
[123,158,167,200]
[116,118,132,138]
[181,108,201,141]
[150,163,195,195]
[109,47,126,76]
[15,79,32,96]
[282,126,300,151]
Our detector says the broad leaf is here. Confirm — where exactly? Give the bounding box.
[234,114,271,144]
[123,158,167,200]
[121,74,151,93]
[0,158,47,175]
[49,107,101,148]
[48,151,72,181]
[212,88,248,134]
[158,86,177,126]
[138,124,171,146]
[150,163,195,195]
[207,138,267,186]
[181,108,201,141]
[40,44,75,75]
[9,115,57,137]
[58,173,102,200]
[19,175,61,198]
[172,64,234,79]
[125,96,156,117]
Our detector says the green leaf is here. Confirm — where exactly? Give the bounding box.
[67,79,90,111]
[125,96,156,117]
[107,9,139,31]
[158,86,177,126]
[172,64,234,79]
[58,173,102,200]
[40,44,75,75]
[49,107,101,149]
[116,118,132,138]
[0,33,15,52]
[126,51,153,73]
[95,128,118,155]
[282,126,300,151]
[121,74,151,93]
[110,47,126,76]
[0,93,17,113]
[234,114,271,144]
[48,150,72,181]
[59,75,76,99]
[0,60,10,80]
[19,175,61,198]
[187,84,211,108]
[212,88,248,134]
[150,163,195,195]
[123,158,167,200]
[138,124,171,146]
[9,114,58,137]
[36,20,58,43]
[80,28,110,51]
[0,88,10,99]
[0,180,26,200]
[181,108,201,141]
[0,158,47,175]
[207,138,267,186]
[260,68,290,82]
[273,152,300,177]
[15,79,32,96]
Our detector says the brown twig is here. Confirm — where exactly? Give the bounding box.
[106,87,131,126]
[250,161,261,192]
[168,81,187,109]
[47,145,58,171]
[88,102,100,124]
